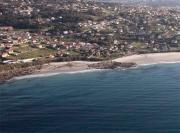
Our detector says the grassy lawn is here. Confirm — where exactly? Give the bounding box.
[7,47,56,60]
[169,46,180,52]
[176,35,180,40]
[68,50,80,56]
[131,42,147,49]
[16,48,56,59]
[61,35,77,42]
[5,43,56,59]
[13,44,34,53]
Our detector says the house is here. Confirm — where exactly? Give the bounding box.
[8,48,14,54]
[38,45,44,49]
[171,39,178,44]
[1,52,9,58]
[3,60,16,64]
[0,26,14,31]
[63,31,69,35]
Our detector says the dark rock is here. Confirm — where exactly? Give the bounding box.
[88,61,136,69]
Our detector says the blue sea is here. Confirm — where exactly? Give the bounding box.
[0,63,180,133]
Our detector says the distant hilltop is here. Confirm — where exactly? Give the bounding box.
[94,0,180,7]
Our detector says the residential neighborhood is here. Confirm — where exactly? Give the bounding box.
[1,1,180,133]
[0,0,179,65]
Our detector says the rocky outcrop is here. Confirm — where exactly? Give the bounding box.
[0,61,136,84]
[88,61,136,69]
[0,65,42,84]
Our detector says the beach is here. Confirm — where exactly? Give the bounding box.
[34,52,180,74]
[5,52,180,81]
[35,52,180,74]
[113,52,180,65]
[2,60,180,133]
[34,61,96,74]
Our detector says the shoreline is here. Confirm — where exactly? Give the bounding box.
[2,52,180,82]
[10,60,180,81]
[12,69,103,81]
[113,52,180,65]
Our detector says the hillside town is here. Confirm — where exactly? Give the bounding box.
[0,0,180,65]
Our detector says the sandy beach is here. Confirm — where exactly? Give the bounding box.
[33,52,180,75]
[8,52,180,81]
[113,52,180,65]
[34,61,96,74]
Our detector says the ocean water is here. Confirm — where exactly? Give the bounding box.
[0,63,180,133]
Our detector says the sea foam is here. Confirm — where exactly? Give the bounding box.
[12,69,104,81]
[10,61,180,81]
[138,61,180,67]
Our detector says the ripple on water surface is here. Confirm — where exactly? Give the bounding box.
[0,63,180,133]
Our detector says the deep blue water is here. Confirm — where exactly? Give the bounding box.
[0,63,180,133]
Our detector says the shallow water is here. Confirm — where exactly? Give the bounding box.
[0,63,180,133]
